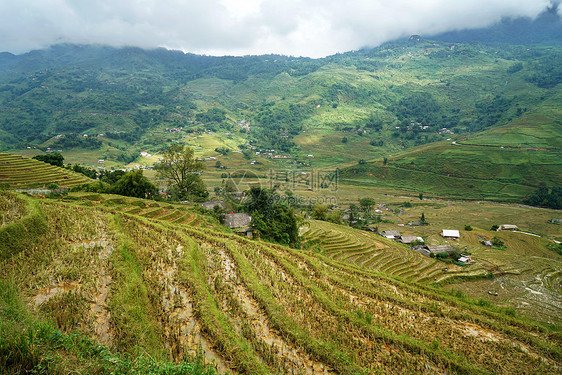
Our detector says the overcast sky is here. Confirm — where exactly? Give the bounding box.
[0,0,558,57]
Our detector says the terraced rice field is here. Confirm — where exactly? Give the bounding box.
[303,220,489,283]
[0,152,92,188]
[3,191,560,374]
[77,194,214,230]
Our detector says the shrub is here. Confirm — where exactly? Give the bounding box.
[464,225,473,231]
[492,236,505,248]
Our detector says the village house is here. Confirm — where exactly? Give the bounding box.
[442,229,460,239]
[411,245,431,257]
[381,230,401,239]
[399,235,424,244]
[426,244,457,256]
[457,255,472,264]
[224,213,253,238]
[498,224,518,231]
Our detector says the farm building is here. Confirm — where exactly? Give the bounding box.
[457,255,472,264]
[411,245,431,257]
[411,244,457,257]
[381,230,401,239]
[427,244,457,255]
[482,240,493,247]
[499,224,518,231]
[442,229,460,239]
[224,213,253,237]
[400,235,424,244]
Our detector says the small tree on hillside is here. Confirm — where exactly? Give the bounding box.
[359,197,376,213]
[154,144,207,201]
[492,236,505,248]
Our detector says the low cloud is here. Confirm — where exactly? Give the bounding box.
[0,0,556,57]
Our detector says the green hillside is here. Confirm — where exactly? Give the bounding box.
[0,41,561,201]
[0,152,93,189]
[1,191,561,374]
[339,93,562,202]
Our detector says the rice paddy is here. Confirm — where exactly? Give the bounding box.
[1,191,560,374]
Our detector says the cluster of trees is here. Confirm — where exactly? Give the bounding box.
[34,145,209,202]
[392,92,441,126]
[525,52,562,88]
[310,197,381,230]
[51,135,102,150]
[311,205,343,224]
[105,128,144,143]
[32,153,64,167]
[524,185,562,209]
[195,108,227,124]
[471,95,513,130]
[252,102,310,151]
[242,187,299,245]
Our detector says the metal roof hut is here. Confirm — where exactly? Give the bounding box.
[499,224,518,231]
[442,229,460,239]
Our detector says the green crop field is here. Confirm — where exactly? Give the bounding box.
[1,190,561,374]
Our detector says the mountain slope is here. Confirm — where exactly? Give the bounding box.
[340,93,562,202]
[1,191,561,374]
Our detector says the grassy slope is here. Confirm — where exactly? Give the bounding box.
[1,191,561,374]
[160,45,561,201]
[339,93,562,201]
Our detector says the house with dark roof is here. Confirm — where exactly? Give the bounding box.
[426,244,457,255]
[399,235,424,244]
[224,213,253,237]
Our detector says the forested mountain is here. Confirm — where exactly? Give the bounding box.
[0,10,560,201]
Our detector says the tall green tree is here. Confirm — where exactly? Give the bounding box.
[359,197,375,212]
[154,144,207,201]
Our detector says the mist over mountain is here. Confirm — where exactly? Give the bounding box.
[427,3,562,45]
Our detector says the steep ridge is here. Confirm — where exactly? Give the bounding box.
[1,192,560,374]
